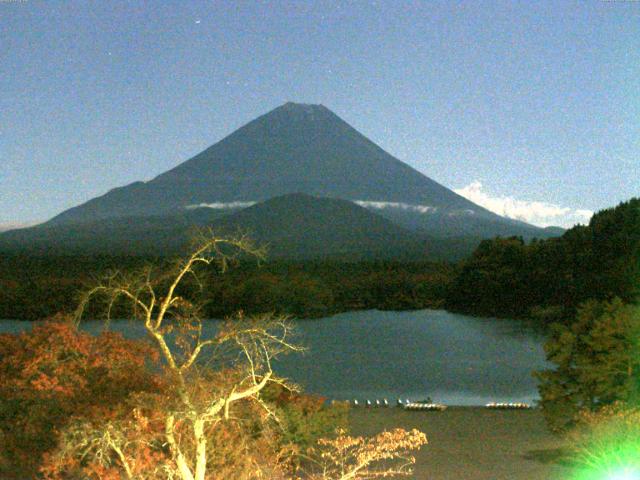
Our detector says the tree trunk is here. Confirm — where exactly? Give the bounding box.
[194,418,207,480]
[166,415,196,480]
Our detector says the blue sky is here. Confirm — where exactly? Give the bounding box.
[1,0,638,229]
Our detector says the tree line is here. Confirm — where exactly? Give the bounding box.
[0,256,454,321]
[445,198,640,325]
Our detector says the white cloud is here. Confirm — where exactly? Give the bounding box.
[454,181,592,228]
[354,200,436,214]
[187,200,439,215]
[185,201,257,210]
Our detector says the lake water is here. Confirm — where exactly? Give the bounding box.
[0,309,549,406]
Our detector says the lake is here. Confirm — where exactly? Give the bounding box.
[0,309,549,406]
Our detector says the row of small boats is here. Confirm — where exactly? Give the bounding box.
[350,399,392,407]
[347,399,531,411]
[404,402,447,411]
[349,399,445,410]
[485,402,531,409]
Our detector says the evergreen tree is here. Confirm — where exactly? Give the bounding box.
[535,298,640,432]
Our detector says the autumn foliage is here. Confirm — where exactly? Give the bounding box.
[0,316,161,478]
[309,428,428,479]
[0,319,350,479]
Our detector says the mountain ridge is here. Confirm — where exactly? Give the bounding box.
[45,102,543,238]
[4,102,562,259]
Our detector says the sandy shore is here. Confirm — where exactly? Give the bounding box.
[348,407,571,480]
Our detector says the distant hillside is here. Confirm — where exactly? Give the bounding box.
[211,193,481,260]
[213,193,420,259]
[0,194,480,261]
[44,102,552,240]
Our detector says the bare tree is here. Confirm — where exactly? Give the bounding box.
[43,231,428,480]
[69,231,303,480]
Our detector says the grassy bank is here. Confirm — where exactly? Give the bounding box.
[349,407,571,480]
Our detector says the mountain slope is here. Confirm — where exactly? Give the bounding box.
[45,102,550,239]
[0,194,478,260]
